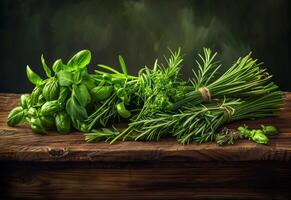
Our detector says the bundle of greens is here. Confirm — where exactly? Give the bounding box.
[7,50,135,134]
[108,48,282,144]
[7,48,283,145]
[175,48,274,108]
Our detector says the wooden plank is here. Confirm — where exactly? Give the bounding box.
[1,161,290,200]
[0,93,290,162]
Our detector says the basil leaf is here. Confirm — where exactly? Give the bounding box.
[72,84,90,107]
[27,107,38,118]
[37,94,46,106]
[53,59,65,73]
[41,100,61,115]
[40,115,55,129]
[55,111,71,134]
[119,55,128,76]
[20,94,31,109]
[26,65,44,85]
[30,86,43,105]
[73,70,82,83]
[58,86,70,104]
[42,77,60,101]
[57,71,74,86]
[67,49,91,70]
[7,106,25,127]
[29,117,46,134]
[41,54,51,77]
[66,97,88,121]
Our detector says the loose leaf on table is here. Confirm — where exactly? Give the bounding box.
[67,49,91,70]
[41,54,52,77]
[57,71,74,86]
[26,65,44,85]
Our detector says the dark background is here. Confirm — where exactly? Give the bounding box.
[0,0,290,93]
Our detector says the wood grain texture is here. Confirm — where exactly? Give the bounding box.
[1,161,290,200]
[0,93,290,162]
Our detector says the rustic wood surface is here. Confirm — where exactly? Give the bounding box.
[0,93,290,200]
[0,93,291,162]
[1,161,290,200]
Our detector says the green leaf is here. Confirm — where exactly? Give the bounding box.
[20,94,31,109]
[30,86,43,105]
[90,86,113,101]
[67,49,91,70]
[41,100,61,115]
[58,86,70,104]
[66,97,88,121]
[40,115,55,129]
[57,71,74,86]
[55,111,71,134]
[52,59,65,73]
[72,84,90,107]
[41,54,52,77]
[118,55,128,76]
[29,117,46,134]
[26,65,44,85]
[7,106,25,127]
[42,77,60,101]
[73,70,82,83]
[97,64,120,74]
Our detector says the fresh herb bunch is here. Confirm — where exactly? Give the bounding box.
[7,48,283,146]
[106,48,282,144]
[109,48,188,143]
[174,48,274,109]
[7,50,136,134]
[111,90,281,144]
[215,128,244,145]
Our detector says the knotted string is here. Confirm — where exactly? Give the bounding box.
[198,87,211,102]
[213,99,235,122]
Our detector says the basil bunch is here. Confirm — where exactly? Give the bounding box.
[7,50,93,134]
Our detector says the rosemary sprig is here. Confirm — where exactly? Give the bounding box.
[115,89,282,144]
[85,128,120,142]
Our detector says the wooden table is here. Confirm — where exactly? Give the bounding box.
[0,93,290,199]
